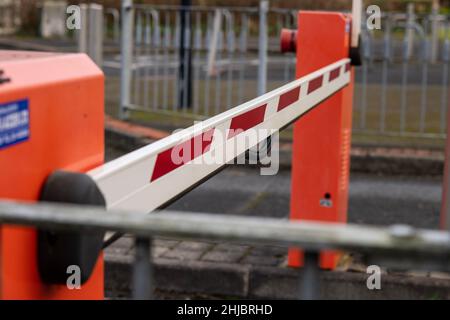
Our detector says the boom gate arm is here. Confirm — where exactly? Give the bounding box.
[88,59,351,213]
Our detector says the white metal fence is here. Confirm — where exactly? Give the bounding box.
[120,3,297,119]
[356,10,450,139]
[5,2,450,141]
[117,4,450,141]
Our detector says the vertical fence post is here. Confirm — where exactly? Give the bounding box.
[178,0,193,109]
[430,0,440,64]
[77,4,88,53]
[380,17,391,133]
[299,251,320,300]
[400,35,409,134]
[258,0,269,96]
[132,237,154,300]
[406,3,415,59]
[77,4,103,67]
[207,10,222,77]
[113,9,120,43]
[419,36,429,133]
[88,4,104,67]
[120,0,133,120]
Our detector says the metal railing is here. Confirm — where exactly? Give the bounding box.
[116,3,450,142]
[2,2,450,141]
[355,10,450,139]
[119,2,297,120]
[0,200,449,299]
[0,1,20,36]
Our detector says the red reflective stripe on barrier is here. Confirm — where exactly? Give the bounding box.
[151,128,215,182]
[307,75,323,94]
[345,62,351,72]
[277,86,301,111]
[228,104,267,139]
[329,67,341,81]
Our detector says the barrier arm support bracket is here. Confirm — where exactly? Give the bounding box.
[288,11,355,269]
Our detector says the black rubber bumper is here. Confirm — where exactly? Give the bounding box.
[38,170,106,285]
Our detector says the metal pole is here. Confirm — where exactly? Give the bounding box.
[299,251,320,300]
[120,0,133,120]
[132,237,153,300]
[207,10,222,77]
[419,37,429,133]
[88,4,103,67]
[406,3,415,59]
[77,4,88,53]
[380,17,391,133]
[178,0,193,109]
[257,0,268,96]
[430,0,440,64]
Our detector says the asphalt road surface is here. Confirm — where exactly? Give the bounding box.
[106,144,442,230]
[165,167,442,229]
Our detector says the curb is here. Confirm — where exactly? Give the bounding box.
[105,118,445,176]
[105,256,450,299]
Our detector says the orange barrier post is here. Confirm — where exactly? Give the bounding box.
[288,12,354,269]
[0,51,104,299]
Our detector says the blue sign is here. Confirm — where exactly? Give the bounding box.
[0,99,29,150]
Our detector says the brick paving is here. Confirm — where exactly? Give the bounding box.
[104,234,450,299]
[105,235,287,268]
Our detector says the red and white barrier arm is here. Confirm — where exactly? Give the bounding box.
[88,58,351,212]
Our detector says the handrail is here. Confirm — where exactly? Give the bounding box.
[0,200,449,263]
[1,200,450,299]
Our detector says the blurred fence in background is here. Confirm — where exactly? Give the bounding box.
[117,4,450,141]
[357,9,450,140]
[0,0,20,35]
[121,4,297,119]
[3,2,450,142]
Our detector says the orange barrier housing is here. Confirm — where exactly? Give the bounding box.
[289,12,354,269]
[0,51,104,299]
